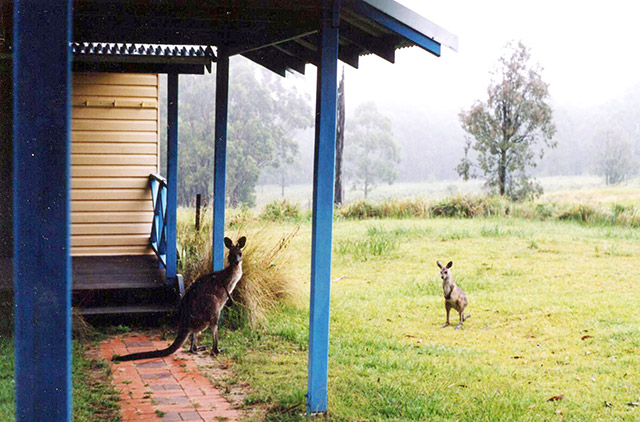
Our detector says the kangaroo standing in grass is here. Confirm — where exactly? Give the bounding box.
[113,237,246,361]
[437,261,469,329]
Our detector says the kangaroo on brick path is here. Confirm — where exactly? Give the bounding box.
[437,260,470,330]
[113,236,246,362]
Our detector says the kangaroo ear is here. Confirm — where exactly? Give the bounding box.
[237,236,246,249]
[437,261,443,269]
[446,261,453,269]
[224,237,233,249]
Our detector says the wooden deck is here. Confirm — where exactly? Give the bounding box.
[2,255,179,315]
[72,255,165,290]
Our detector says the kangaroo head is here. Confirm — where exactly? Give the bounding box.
[437,260,453,281]
[224,236,246,266]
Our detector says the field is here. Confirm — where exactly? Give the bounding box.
[253,176,640,209]
[210,215,640,421]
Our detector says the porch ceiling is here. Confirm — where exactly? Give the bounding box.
[70,0,458,75]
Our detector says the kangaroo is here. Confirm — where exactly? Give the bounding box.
[113,236,246,362]
[437,260,470,329]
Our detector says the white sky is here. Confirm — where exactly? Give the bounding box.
[326,0,640,112]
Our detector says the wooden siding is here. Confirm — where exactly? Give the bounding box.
[71,73,159,256]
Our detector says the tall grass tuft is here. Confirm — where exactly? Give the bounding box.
[178,207,299,329]
[259,199,305,222]
[334,195,640,228]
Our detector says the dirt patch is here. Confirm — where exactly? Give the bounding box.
[193,352,269,421]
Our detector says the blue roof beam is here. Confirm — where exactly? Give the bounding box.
[338,20,396,63]
[256,46,308,74]
[274,41,320,68]
[241,50,288,77]
[293,36,359,69]
[344,0,459,57]
[227,29,319,56]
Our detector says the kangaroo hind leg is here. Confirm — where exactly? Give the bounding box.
[189,332,207,353]
[442,303,451,328]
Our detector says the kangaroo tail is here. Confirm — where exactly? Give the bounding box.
[112,327,190,362]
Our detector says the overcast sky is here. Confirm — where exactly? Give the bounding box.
[319,0,640,113]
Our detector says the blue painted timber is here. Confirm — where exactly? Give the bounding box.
[212,51,229,271]
[345,0,441,56]
[13,0,72,420]
[149,174,167,267]
[307,13,340,415]
[166,73,179,280]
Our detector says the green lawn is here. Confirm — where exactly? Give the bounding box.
[213,217,640,421]
[0,335,120,421]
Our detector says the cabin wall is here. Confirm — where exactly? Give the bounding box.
[0,62,12,258]
[71,73,160,256]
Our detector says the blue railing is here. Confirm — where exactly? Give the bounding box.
[149,173,167,268]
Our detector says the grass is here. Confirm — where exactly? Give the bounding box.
[253,176,640,210]
[195,217,640,421]
[0,335,121,421]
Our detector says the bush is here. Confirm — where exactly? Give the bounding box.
[259,199,303,222]
[334,195,640,229]
[177,208,299,329]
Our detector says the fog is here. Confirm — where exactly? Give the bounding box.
[287,0,640,183]
[166,1,640,205]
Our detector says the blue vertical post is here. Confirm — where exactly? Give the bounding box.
[166,73,179,280]
[13,0,72,421]
[307,1,340,415]
[212,50,229,270]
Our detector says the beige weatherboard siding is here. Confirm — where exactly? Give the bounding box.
[71,73,159,256]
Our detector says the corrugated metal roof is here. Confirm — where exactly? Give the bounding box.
[66,0,457,76]
[71,42,215,59]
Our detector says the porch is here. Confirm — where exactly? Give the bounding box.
[8,0,457,419]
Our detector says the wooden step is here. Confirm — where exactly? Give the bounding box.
[73,255,166,290]
[77,304,175,316]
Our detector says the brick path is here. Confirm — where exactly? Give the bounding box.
[98,335,240,422]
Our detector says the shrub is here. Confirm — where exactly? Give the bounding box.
[177,209,299,329]
[338,200,380,219]
[334,195,640,229]
[259,199,303,222]
[429,195,485,218]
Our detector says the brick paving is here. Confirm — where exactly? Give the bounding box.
[98,335,240,422]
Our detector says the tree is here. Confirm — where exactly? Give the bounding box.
[345,101,400,199]
[164,59,313,207]
[457,41,556,201]
[334,67,346,205]
[594,128,637,185]
[264,73,313,197]
[226,64,278,207]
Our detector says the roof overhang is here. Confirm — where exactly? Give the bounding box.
[0,1,457,76]
[69,0,457,76]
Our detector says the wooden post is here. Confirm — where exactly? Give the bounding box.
[212,50,229,271]
[307,0,340,414]
[13,0,72,420]
[195,194,201,231]
[166,73,179,280]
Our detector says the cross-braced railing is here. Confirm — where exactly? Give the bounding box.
[149,173,167,268]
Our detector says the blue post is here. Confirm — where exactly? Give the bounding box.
[307,4,340,415]
[166,73,179,280]
[13,0,72,420]
[212,50,229,271]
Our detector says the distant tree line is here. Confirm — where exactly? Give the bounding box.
[162,59,401,207]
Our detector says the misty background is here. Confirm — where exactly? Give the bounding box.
[161,0,640,207]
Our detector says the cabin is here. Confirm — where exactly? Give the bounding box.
[6,1,457,419]
[1,46,216,315]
